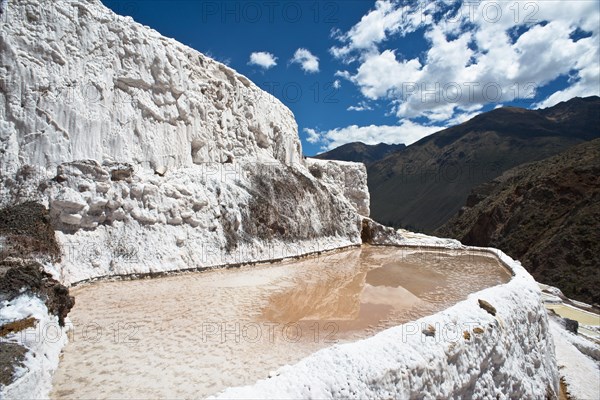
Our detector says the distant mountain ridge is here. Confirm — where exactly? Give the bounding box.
[366,96,600,232]
[437,139,600,305]
[313,142,406,165]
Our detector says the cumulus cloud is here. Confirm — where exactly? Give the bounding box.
[304,128,321,144]
[333,0,600,123]
[333,79,341,89]
[330,0,423,62]
[305,121,445,151]
[350,49,422,100]
[248,52,277,69]
[290,48,320,73]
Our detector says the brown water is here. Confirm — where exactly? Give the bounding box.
[51,246,511,399]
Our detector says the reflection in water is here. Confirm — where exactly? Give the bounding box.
[260,250,510,334]
[51,246,511,399]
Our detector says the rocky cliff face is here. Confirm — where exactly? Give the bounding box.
[0,0,369,284]
[0,202,74,397]
[306,159,370,217]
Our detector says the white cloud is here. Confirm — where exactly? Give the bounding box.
[333,79,341,89]
[334,70,352,81]
[350,49,422,100]
[248,52,277,69]
[303,128,321,144]
[533,71,600,109]
[306,121,445,151]
[290,48,320,73]
[330,0,424,62]
[332,0,600,123]
[530,33,600,108]
[445,105,483,126]
[347,101,372,112]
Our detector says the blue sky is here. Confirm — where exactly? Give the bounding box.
[102,0,599,156]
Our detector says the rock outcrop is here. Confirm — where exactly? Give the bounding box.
[0,342,28,388]
[306,159,370,217]
[0,202,74,396]
[0,202,74,326]
[0,259,74,326]
[0,201,60,262]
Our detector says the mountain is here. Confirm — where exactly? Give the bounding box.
[313,142,405,165]
[437,139,600,305]
[367,96,600,232]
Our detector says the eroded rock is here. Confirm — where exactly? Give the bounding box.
[478,299,497,316]
[0,259,74,326]
[360,218,399,245]
[0,317,38,337]
[0,202,60,262]
[0,343,28,387]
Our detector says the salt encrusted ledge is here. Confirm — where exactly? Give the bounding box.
[0,296,69,400]
[66,242,362,288]
[212,234,560,400]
